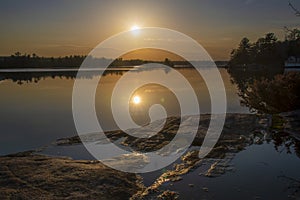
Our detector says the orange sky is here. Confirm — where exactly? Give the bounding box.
[121,49,183,61]
[0,0,299,60]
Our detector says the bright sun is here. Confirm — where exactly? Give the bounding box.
[132,95,141,104]
[130,25,140,31]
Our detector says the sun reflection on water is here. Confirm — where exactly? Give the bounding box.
[132,95,141,104]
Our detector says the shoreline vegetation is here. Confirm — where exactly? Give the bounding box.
[0,53,228,69]
[228,28,300,69]
[227,29,300,114]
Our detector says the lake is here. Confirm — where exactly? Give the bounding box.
[0,67,248,155]
[0,67,299,199]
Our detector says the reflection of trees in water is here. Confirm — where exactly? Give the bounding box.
[227,67,283,95]
[0,70,127,85]
[271,131,300,158]
[0,67,173,85]
[229,67,300,156]
[227,65,300,157]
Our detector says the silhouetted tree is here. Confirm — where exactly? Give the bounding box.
[229,31,300,68]
[289,1,300,16]
[14,52,21,57]
[163,58,173,67]
[230,37,252,65]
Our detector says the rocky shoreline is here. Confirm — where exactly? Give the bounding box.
[0,111,299,199]
[0,151,144,200]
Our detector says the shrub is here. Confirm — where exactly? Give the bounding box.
[241,72,300,113]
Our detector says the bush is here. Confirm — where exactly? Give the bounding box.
[241,72,300,113]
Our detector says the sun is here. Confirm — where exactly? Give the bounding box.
[132,95,141,104]
[130,25,140,31]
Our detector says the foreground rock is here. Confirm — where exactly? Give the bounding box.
[2,112,299,199]
[0,151,144,200]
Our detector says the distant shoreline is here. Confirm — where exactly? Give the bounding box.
[0,55,228,70]
[0,67,136,73]
[0,65,228,72]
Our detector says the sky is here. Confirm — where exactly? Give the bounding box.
[0,0,299,60]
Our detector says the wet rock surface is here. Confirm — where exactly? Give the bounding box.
[0,151,144,200]
[1,111,300,199]
[54,113,267,152]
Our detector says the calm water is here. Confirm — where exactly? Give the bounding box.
[159,143,300,200]
[1,67,299,199]
[0,67,248,155]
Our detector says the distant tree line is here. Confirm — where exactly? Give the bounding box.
[0,53,87,68]
[110,58,148,67]
[0,52,193,69]
[0,52,158,69]
[229,28,300,68]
